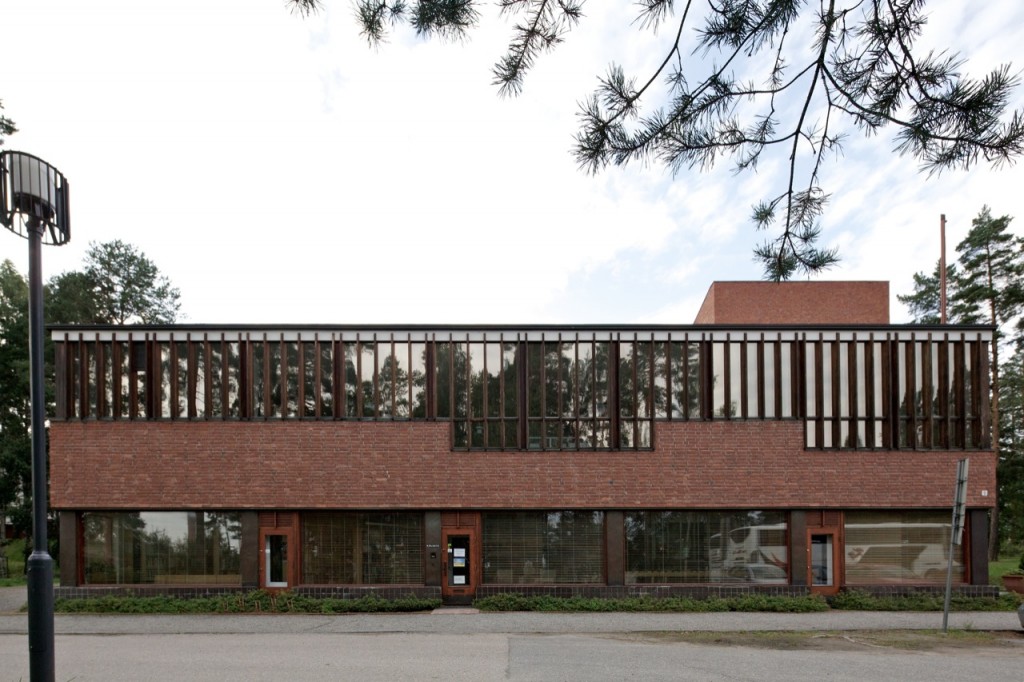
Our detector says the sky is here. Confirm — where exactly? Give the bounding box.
[3,0,1024,326]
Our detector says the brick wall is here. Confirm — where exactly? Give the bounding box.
[49,420,995,510]
[694,281,890,324]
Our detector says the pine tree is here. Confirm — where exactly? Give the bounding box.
[998,331,1024,547]
[897,261,968,324]
[955,207,1024,560]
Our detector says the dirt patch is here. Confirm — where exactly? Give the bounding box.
[606,630,1024,653]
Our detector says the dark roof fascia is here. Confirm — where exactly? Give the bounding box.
[46,322,997,333]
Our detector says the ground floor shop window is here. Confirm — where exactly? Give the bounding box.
[482,511,604,584]
[625,511,788,584]
[82,511,241,585]
[844,510,965,585]
[301,512,424,584]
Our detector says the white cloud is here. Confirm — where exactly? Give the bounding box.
[3,0,1024,326]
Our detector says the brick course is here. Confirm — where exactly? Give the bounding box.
[49,420,995,511]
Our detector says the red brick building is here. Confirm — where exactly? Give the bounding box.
[50,282,996,603]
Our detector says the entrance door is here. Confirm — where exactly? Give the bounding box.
[442,528,478,605]
[260,530,293,589]
[808,530,840,595]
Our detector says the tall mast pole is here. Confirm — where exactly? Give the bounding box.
[940,214,947,324]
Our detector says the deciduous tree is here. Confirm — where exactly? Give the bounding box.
[0,260,31,546]
[79,240,181,325]
[0,242,181,556]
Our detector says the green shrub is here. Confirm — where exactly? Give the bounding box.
[473,593,829,613]
[828,589,1021,612]
[53,590,441,614]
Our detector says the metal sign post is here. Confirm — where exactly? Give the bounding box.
[942,458,969,633]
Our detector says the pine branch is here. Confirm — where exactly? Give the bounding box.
[333,0,1024,279]
[492,0,584,96]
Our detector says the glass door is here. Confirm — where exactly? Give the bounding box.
[447,535,470,588]
[441,528,478,605]
[808,531,839,595]
[263,532,291,589]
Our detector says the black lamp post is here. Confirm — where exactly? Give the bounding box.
[1,151,70,682]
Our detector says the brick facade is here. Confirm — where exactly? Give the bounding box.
[49,299,997,595]
[50,419,995,511]
[694,281,890,324]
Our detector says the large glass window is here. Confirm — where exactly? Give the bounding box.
[54,330,990,452]
[711,339,797,420]
[302,512,424,585]
[482,511,604,584]
[82,512,241,585]
[438,338,518,448]
[844,511,965,585]
[625,510,788,584]
[619,340,654,447]
[526,339,612,450]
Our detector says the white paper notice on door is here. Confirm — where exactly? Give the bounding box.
[454,576,466,585]
[454,548,466,558]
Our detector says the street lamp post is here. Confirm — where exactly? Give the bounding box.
[1,151,70,682]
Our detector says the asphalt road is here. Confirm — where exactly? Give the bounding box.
[1,588,1022,681]
[1,630,1023,681]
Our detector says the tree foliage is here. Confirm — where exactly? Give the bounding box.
[1000,333,1024,547]
[291,0,1024,279]
[0,260,31,539]
[955,208,1024,559]
[955,208,1024,330]
[896,261,961,325]
[78,240,181,325]
[0,242,181,550]
[0,100,15,146]
[900,207,1024,557]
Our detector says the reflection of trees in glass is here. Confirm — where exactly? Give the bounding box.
[525,340,611,449]
[359,342,376,417]
[346,341,424,419]
[319,342,334,417]
[439,341,518,447]
[625,511,711,582]
[434,341,462,420]
[711,343,738,418]
[82,512,242,585]
[377,351,411,418]
[435,341,468,443]
[251,341,266,417]
[410,343,428,418]
[343,342,357,417]
[660,341,701,419]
